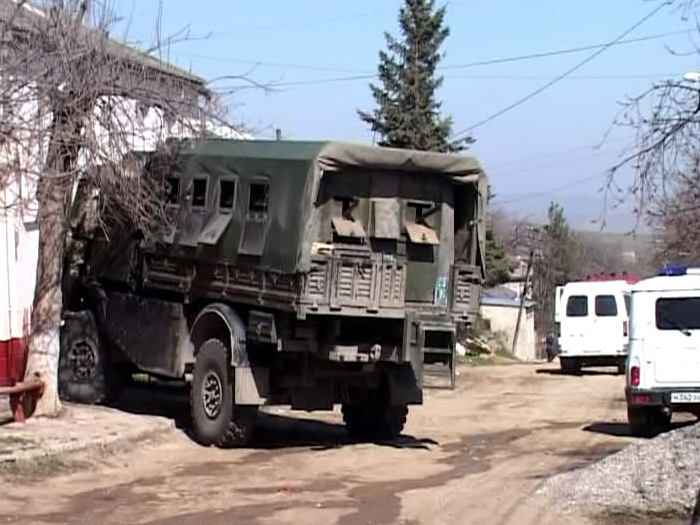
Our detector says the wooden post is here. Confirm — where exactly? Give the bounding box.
[512,247,534,355]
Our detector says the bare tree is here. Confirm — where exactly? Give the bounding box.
[604,1,700,258]
[0,0,250,416]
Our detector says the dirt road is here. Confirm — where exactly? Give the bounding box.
[0,363,639,525]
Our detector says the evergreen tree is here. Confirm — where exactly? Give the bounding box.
[532,202,581,333]
[358,0,473,152]
[484,185,516,287]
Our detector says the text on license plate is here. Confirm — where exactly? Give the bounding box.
[671,392,700,403]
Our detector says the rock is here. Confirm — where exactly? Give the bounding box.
[537,421,700,519]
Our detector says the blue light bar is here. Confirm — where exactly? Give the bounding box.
[658,264,689,276]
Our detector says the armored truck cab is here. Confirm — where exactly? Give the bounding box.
[60,139,487,447]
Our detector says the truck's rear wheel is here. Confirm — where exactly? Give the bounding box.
[190,338,255,447]
[342,394,408,442]
[59,311,110,404]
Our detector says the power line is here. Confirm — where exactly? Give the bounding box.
[450,1,672,139]
[441,28,688,71]
[485,134,636,172]
[190,28,687,81]
[495,173,605,204]
[127,0,480,42]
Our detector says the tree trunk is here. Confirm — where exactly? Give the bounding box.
[23,174,68,416]
[23,106,77,418]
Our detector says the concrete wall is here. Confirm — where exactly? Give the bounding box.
[480,303,537,361]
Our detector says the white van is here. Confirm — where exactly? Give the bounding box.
[626,265,700,437]
[555,280,631,374]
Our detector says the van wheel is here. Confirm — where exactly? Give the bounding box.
[628,406,652,437]
[627,406,671,437]
[560,357,580,375]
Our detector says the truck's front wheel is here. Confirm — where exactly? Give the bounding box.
[190,339,255,447]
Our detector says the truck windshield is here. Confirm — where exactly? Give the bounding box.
[655,297,700,336]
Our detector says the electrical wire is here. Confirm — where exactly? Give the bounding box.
[197,28,688,84]
[449,1,673,139]
[494,173,606,204]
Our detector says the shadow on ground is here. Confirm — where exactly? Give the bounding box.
[583,419,696,438]
[110,383,438,451]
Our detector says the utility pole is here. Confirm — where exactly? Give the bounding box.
[512,225,540,355]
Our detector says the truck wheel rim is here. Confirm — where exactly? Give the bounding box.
[202,372,223,418]
[68,340,97,380]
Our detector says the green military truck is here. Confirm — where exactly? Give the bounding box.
[60,139,487,447]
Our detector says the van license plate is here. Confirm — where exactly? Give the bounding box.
[671,392,700,403]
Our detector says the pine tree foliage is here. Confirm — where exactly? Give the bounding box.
[358,0,473,152]
[484,185,516,287]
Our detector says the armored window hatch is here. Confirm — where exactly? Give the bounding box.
[371,198,401,239]
[198,214,232,246]
[405,222,439,245]
[240,181,270,256]
[331,216,366,239]
[219,179,236,212]
[191,178,207,209]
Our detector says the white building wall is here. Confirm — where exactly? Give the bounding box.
[479,304,537,361]
[0,85,246,344]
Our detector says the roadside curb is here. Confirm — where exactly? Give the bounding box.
[0,404,176,474]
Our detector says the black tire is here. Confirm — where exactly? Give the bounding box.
[560,357,580,375]
[219,406,258,448]
[342,395,408,442]
[190,338,256,447]
[58,311,110,404]
[627,405,656,437]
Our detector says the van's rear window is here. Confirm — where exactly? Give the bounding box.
[656,297,700,331]
[566,295,588,317]
[595,295,618,317]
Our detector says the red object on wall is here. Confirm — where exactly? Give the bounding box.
[0,338,26,387]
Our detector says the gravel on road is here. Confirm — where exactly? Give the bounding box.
[538,420,700,520]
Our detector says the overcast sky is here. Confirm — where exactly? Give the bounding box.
[112,0,699,233]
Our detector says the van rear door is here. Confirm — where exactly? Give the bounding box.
[589,293,626,353]
[650,295,700,386]
[560,293,590,353]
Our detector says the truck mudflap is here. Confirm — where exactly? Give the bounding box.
[404,315,457,389]
[385,365,423,405]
